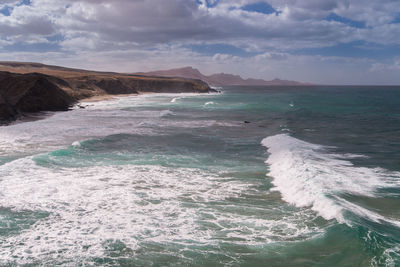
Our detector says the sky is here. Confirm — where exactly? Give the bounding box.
[0,0,400,84]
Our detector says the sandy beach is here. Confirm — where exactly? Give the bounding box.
[79,93,139,103]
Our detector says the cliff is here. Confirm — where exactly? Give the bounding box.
[0,72,75,121]
[0,62,213,124]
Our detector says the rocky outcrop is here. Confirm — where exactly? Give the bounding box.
[0,72,76,123]
[62,75,211,98]
[119,76,210,94]
[0,64,214,124]
[0,93,17,121]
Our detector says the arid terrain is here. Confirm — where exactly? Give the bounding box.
[0,62,212,123]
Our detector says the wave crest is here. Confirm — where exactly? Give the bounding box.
[262,134,400,224]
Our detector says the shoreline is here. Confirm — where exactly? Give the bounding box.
[79,93,139,103]
[1,92,204,126]
[78,90,217,103]
[1,91,218,126]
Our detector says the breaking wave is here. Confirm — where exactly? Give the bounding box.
[262,134,400,225]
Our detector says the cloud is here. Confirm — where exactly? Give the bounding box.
[370,58,400,72]
[0,0,400,84]
[0,0,55,44]
[2,0,400,49]
[255,52,288,61]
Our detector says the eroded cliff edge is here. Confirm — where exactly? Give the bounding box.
[0,63,213,124]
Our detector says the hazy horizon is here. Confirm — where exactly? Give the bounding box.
[1,0,400,85]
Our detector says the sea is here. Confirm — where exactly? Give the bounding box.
[0,85,400,266]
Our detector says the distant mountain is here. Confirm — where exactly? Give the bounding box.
[138,67,313,86]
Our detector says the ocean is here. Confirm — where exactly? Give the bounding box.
[0,86,399,266]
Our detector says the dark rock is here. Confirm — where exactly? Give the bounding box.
[0,72,76,124]
[0,93,17,122]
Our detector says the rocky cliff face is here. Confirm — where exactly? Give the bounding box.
[0,65,213,124]
[0,72,75,122]
[0,93,16,121]
[62,75,211,99]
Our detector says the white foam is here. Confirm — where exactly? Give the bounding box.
[171,97,182,103]
[381,244,400,267]
[0,155,323,265]
[159,109,174,117]
[0,93,219,155]
[261,134,400,224]
[0,158,246,264]
[71,141,82,147]
[0,108,153,155]
[0,107,239,157]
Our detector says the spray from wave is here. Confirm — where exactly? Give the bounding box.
[261,134,400,225]
[203,102,215,108]
[171,97,182,103]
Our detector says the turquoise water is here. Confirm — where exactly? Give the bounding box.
[0,86,400,266]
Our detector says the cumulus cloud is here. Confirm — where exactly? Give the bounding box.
[0,2,55,42]
[370,58,400,72]
[0,0,399,84]
[1,0,399,49]
[2,0,397,50]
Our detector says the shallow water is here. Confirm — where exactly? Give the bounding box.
[0,86,399,266]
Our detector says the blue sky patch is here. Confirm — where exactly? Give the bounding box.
[391,13,400,23]
[2,42,61,53]
[46,34,65,43]
[18,0,31,6]
[1,0,31,15]
[325,13,366,28]
[295,41,400,60]
[0,6,11,16]
[241,2,278,15]
[195,0,218,8]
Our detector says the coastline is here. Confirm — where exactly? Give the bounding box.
[79,93,139,103]
[78,91,203,103]
[1,91,211,126]
[0,63,213,124]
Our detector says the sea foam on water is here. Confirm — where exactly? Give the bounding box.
[262,134,400,224]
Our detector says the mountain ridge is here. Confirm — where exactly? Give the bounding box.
[138,66,313,86]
